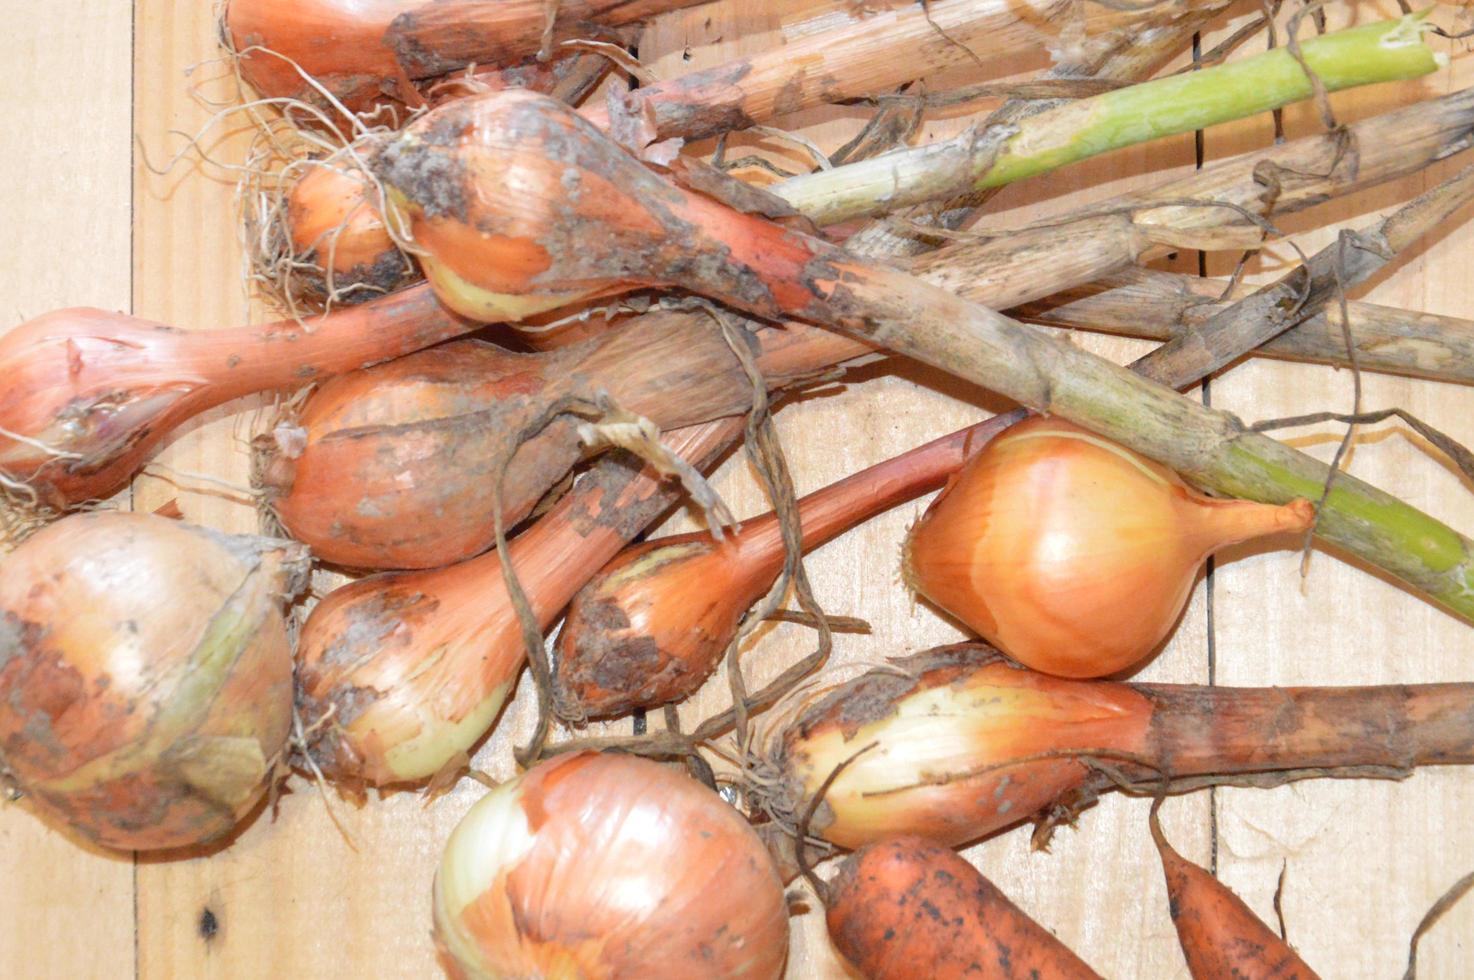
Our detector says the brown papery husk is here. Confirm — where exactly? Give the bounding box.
[294,418,740,788]
[901,416,1315,678]
[0,285,470,512]
[826,835,1102,980]
[223,0,706,115]
[1150,801,1322,980]
[582,0,1205,141]
[434,751,788,979]
[0,511,307,851]
[554,413,1015,720]
[757,643,1474,851]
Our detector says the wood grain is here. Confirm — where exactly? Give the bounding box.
[0,3,135,978]
[3,0,1472,977]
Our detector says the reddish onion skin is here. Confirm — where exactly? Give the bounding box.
[0,512,305,850]
[827,837,1102,979]
[262,313,866,569]
[0,286,468,510]
[226,0,413,113]
[434,752,789,979]
[903,416,1315,678]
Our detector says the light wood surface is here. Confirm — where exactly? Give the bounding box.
[2,1,1471,976]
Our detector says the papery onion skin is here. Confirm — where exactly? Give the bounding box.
[767,644,1153,851]
[827,836,1102,980]
[903,416,1315,678]
[765,643,1474,851]
[0,512,305,850]
[226,0,700,114]
[434,752,789,979]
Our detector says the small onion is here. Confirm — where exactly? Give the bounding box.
[0,511,306,850]
[434,752,789,979]
[283,166,412,303]
[902,416,1314,678]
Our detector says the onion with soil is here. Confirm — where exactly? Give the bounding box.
[0,511,306,850]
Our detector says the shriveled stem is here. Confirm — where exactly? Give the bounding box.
[1018,268,1474,387]
[1132,161,1474,387]
[581,0,1223,142]
[909,83,1474,312]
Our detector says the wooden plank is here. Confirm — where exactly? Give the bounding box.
[1207,3,1474,976]
[0,4,137,978]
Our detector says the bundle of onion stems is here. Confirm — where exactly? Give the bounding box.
[7,1,1474,976]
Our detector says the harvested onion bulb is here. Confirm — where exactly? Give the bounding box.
[434,752,789,979]
[761,643,1474,851]
[0,512,306,850]
[903,416,1314,677]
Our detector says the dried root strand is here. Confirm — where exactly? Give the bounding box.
[1403,869,1474,980]
[0,477,56,554]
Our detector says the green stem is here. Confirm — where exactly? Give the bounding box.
[775,13,1442,225]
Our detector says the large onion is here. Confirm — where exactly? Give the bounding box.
[434,752,789,978]
[0,511,306,850]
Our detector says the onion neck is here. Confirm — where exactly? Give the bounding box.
[177,282,470,405]
[1142,683,1474,774]
[1181,494,1316,559]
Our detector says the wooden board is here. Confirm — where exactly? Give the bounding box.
[0,3,135,978]
[2,1,1471,976]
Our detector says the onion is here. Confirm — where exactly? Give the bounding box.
[0,511,306,850]
[760,644,1474,851]
[262,317,866,570]
[433,752,789,979]
[225,0,700,114]
[294,420,738,787]
[902,416,1315,677]
[283,166,413,303]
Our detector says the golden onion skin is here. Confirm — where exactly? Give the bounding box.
[434,752,789,979]
[0,512,305,851]
[903,416,1313,678]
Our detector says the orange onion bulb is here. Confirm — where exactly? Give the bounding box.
[0,512,306,850]
[902,416,1314,677]
[283,166,411,304]
[433,752,789,978]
